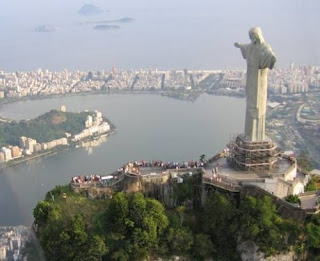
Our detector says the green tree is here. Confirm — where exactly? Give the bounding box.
[130,193,147,226]
[306,215,320,250]
[239,196,300,256]
[193,233,214,260]
[173,178,193,205]
[40,213,107,261]
[202,193,238,260]
[306,178,316,191]
[166,227,194,255]
[105,192,169,261]
[200,154,206,163]
[285,194,300,204]
[176,205,186,226]
[33,201,52,226]
[107,192,132,236]
[306,176,320,191]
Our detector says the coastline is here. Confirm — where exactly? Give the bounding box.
[1,150,57,169]
[0,88,244,107]
[0,90,166,106]
[0,127,117,170]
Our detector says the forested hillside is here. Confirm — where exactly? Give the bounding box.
[0,110,91,147]
[30,186,320,261]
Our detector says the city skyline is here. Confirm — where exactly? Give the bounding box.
[0,65,317,101]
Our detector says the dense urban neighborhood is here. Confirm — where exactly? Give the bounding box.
[0,64,318,99]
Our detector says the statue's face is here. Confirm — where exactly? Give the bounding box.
[249,32,257,44]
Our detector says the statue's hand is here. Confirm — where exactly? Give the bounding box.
[269,56,276,69]
[234,42,240,48]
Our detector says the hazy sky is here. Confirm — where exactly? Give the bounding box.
[0,0,320,71]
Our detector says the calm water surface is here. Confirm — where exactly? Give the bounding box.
[0,93,245,225]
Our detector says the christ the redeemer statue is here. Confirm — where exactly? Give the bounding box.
[234,27,276,141]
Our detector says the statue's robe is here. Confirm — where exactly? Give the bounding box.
[239,42,276,141]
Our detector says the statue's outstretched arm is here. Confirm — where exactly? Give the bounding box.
[234,42,249,60]
[234,42,241,48]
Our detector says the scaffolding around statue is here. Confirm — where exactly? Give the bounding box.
[227,135,281,172]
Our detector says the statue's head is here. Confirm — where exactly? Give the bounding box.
[249,27,265,44]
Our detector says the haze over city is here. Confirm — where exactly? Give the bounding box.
[0,0,320,71]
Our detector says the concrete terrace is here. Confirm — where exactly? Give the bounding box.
[203,156,300,195]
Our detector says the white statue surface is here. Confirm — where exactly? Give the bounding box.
[235,27,276,141]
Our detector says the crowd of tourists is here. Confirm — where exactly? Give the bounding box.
[121,160,209,175]
[71,174,102,184]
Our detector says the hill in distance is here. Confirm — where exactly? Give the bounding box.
[0,110,91,147]
[78,4,105,15]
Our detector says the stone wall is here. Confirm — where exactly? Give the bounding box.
[240,184,306,221]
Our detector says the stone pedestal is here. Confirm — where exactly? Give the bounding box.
[228,135,280,172]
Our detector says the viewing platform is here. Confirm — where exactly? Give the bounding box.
[70,151,299,192]
[69,153,318,220]
[70,150,301,198]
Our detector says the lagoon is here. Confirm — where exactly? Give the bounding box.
[0,93,245,225]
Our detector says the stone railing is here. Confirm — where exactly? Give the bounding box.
[141,172,168,181]
[239,178,266,183]
[207,152,223,163]
[71,172,125,189]
[103,173,126,186]
[203,176,241,192]
[71,182,98,189]
[168,168,201,175]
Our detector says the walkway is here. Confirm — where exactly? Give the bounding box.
[299,192,320,214]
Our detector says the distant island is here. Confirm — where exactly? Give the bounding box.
[0,108,116,165]
[34,25,57,32]
[94,25,120,31]
[78,4,105,15]
[81,17,134,25]
[116,17,134,23]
